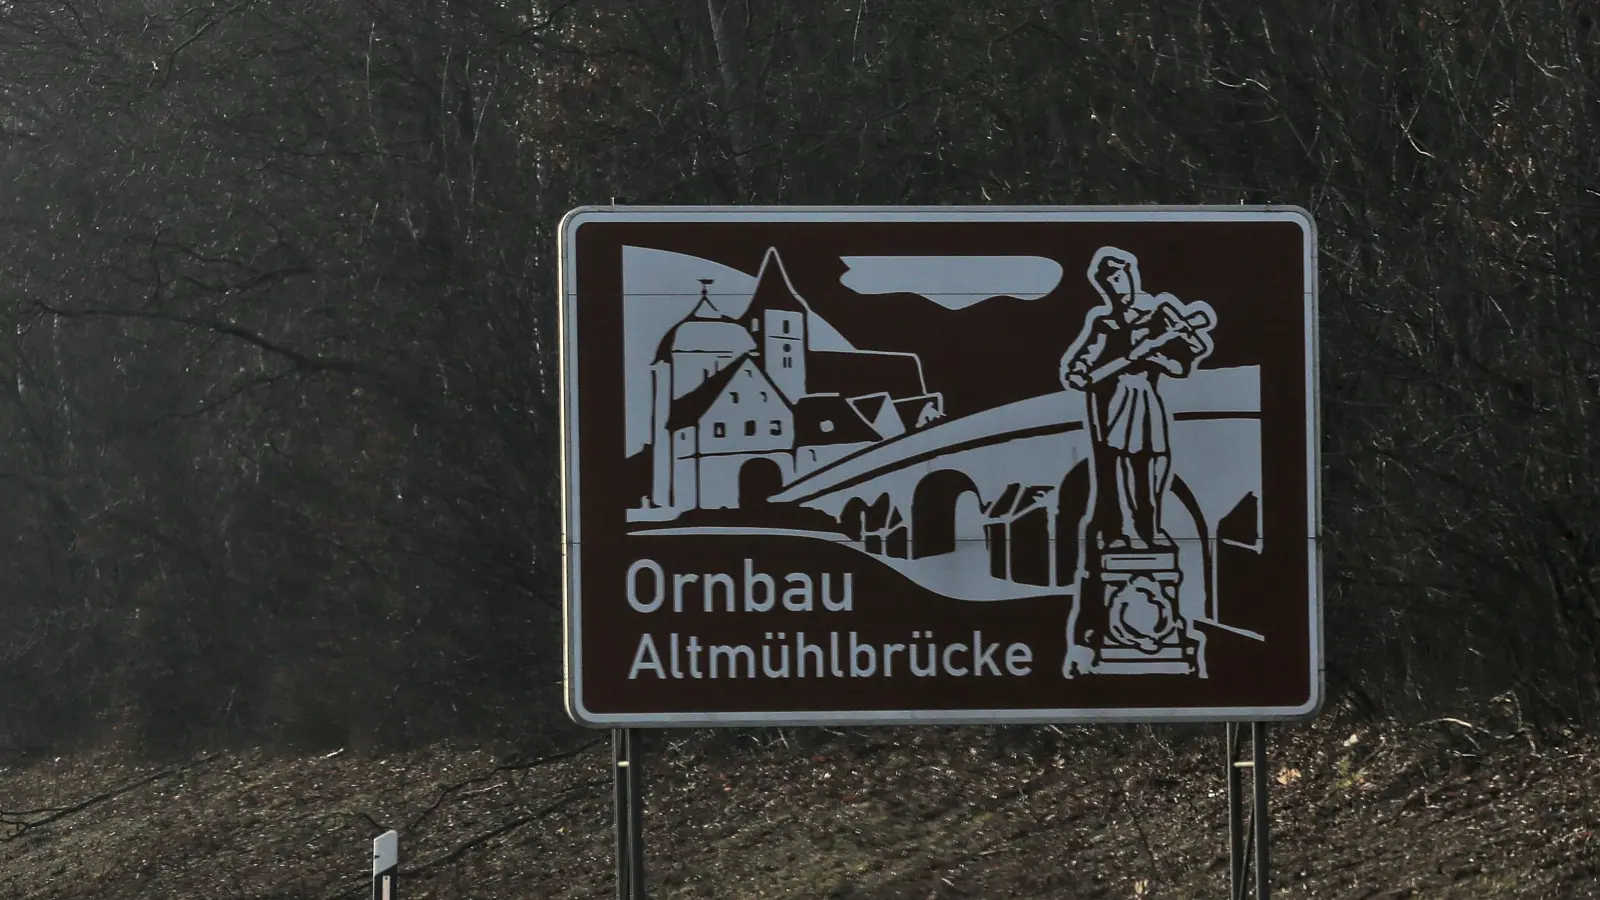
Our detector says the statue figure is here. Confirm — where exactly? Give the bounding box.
[1059,247,1216,551]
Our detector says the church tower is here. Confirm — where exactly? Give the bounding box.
[654,278,757,399]
[740,248,808,403]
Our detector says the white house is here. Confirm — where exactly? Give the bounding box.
[658,354,795,510]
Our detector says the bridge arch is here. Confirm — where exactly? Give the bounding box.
[738,457,785,507]
[911,469,983,559]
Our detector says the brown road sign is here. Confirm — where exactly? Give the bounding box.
[558,206,1321,727]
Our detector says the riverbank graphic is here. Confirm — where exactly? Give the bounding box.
[622,245,1266,679]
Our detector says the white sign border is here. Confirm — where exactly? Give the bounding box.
[558,205,1321,728]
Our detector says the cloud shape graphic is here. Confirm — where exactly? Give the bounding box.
[839,256,1064,309]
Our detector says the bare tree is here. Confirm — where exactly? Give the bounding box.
[2,0,1598,754]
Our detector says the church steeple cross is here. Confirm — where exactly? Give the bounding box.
[691,278,722,318]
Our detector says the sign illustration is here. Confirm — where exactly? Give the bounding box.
[560,206,1320,727]
[1060,246,1219,679]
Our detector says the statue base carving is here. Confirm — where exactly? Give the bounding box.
[1063,548,1206,678]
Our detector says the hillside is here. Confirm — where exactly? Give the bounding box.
[3,711,1596,899]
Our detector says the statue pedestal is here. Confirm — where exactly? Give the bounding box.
[1064,547,1206,678]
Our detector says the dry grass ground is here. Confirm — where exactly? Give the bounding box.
[2,711,1597,899]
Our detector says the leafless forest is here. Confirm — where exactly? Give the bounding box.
[1,0,1598,756]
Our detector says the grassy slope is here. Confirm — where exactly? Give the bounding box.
[2,715,1597,899]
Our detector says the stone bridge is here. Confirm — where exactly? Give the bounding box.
[767,367,1267,623]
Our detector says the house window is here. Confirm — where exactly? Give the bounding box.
[783,342,792,352]
[781,320,791,334]
[752,320,760,333]
[820,420,835,433]
[744,420,757,436]
[783,357,793,369]
[759,391,768,402]
[770,420,782,435]
[713,422,726,438]
[730,391,739,404]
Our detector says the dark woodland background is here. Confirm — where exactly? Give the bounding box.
[2,0,1598,756]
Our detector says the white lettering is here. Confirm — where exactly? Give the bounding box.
[626,559,664,613]
[795,632,825,677]
[687,635,703,678]
[848,632,876,677]
[821,572,852,611]
[704,573,735,612]
[672,573,698,612]
[942,642,968,676]
[627,630,1034,681]
[761,633,791,677]
[882,643,905,676]
[909,637,937,677]
[972,631,1002,676]
[782,573,814,611]
[1005,643,1033,676]
[628,634,666,679]
[743,559,775,612]
[709,644,756,678]
[626,560,856,614]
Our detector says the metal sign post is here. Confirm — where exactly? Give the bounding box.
[613,729,646,900]
[1226,723,1270,900]
[372,830,398,900]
